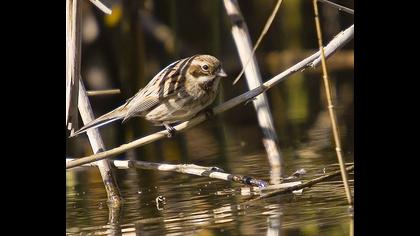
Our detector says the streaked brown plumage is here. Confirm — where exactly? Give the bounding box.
[70,55,227,137]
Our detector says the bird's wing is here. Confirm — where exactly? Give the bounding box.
[123,56,196,121]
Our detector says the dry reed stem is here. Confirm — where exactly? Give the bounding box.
[313,0,353,205]
[66,158,269,187]
[66,0,81,134]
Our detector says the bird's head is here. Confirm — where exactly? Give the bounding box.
[187,55,228,84]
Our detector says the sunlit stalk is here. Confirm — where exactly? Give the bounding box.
[66,158,268,187]
[312,0,353,205]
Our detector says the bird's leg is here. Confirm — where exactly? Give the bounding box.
[203,107,214,120]
[163,123,176,138]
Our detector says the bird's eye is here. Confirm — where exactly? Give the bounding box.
[202,65,209,71]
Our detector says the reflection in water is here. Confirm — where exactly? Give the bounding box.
[267,212,282,236]
[107,203,122,236]
[270,167,283,186]
[67,154,353,235]
[349,206,354,236]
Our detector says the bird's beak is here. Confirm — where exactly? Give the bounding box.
[216,68,228,77]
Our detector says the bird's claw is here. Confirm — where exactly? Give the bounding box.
[164,124,176,138]
[245,97,257,105]
[209,166,225,172]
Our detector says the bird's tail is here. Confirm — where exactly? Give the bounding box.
[69,105,127,138]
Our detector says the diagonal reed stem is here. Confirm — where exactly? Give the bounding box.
[88,0,112,15]
[317,0,354,15]
[313,0,353,205]
[249,165,354,202]
[223,0,284,181]
[78,79,122,207]
[66,24,354,169]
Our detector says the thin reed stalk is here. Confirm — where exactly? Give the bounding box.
[66,24,354,170]
[313,0,353,206]
[78,80,122,207]
[223,0,285,181]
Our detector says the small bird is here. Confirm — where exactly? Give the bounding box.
[70,54,227,138]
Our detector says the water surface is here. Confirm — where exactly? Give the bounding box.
[67,134,354,235]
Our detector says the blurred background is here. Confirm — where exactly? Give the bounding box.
[66,0,354,235]
[66,0,353,163]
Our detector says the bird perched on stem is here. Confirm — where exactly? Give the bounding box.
[70,55,227,138]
